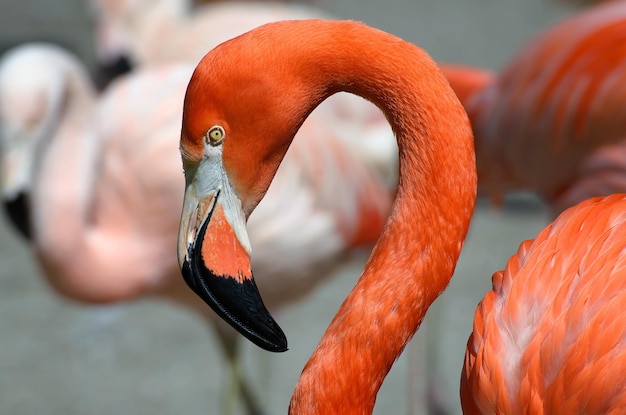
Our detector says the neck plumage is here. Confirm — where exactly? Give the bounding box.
[253,21,478,413]
[31,69,111,300]
[438,64,515,200]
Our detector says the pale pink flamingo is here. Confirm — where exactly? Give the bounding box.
[178,19,626,414]
[0,42,394,414]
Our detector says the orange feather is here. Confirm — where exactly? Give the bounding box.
[462,194,626,413]
[443,1,626,216]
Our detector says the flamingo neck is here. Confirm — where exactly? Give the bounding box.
[268,21,479,414]
[31,68,106,296]
[437,64,518,200]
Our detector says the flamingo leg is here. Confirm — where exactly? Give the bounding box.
[408,303,452,415]
[422,302,452,415]
[212,322,265,415]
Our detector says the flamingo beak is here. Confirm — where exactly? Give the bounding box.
[1,140,33,239]
[177,159,288,352]
[2,191,31,239]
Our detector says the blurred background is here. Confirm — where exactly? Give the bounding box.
[0,0,585,414]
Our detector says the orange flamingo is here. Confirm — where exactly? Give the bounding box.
[178,19,626,413]
[0,42,394,414]
[441,0,626,217]
[177,18,475,411]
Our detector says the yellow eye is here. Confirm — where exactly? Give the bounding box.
[205,125,225,146]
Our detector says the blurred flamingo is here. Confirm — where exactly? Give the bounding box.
[0,42,394,414]
[88,0,399,222]
[441,0,626,217]
[89,0,331,69]
[177,18,626,414]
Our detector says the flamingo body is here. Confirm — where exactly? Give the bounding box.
[462,194,626,414]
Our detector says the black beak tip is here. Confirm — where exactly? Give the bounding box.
[94,55,133,90]
[3,192,32,240]
[182,258,288,353]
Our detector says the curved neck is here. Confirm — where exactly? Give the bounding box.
[31,70,105,296]
[272,22,478,413]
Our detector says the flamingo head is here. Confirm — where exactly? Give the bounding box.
[0,44,83,239]
[175,28,320,352]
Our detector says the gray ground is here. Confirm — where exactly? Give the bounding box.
[0,0,582,414]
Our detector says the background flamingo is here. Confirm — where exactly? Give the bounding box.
[441,0,626,217]
[0,41,394,414]
[179,19,626,414]
[436,4,626,410]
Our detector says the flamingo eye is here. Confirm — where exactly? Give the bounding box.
[205,125,225,146]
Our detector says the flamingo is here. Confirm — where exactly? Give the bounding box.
[176,18,475,412]
[441,0,626,217]
[0,42,394,414]
[177,18,626,413]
